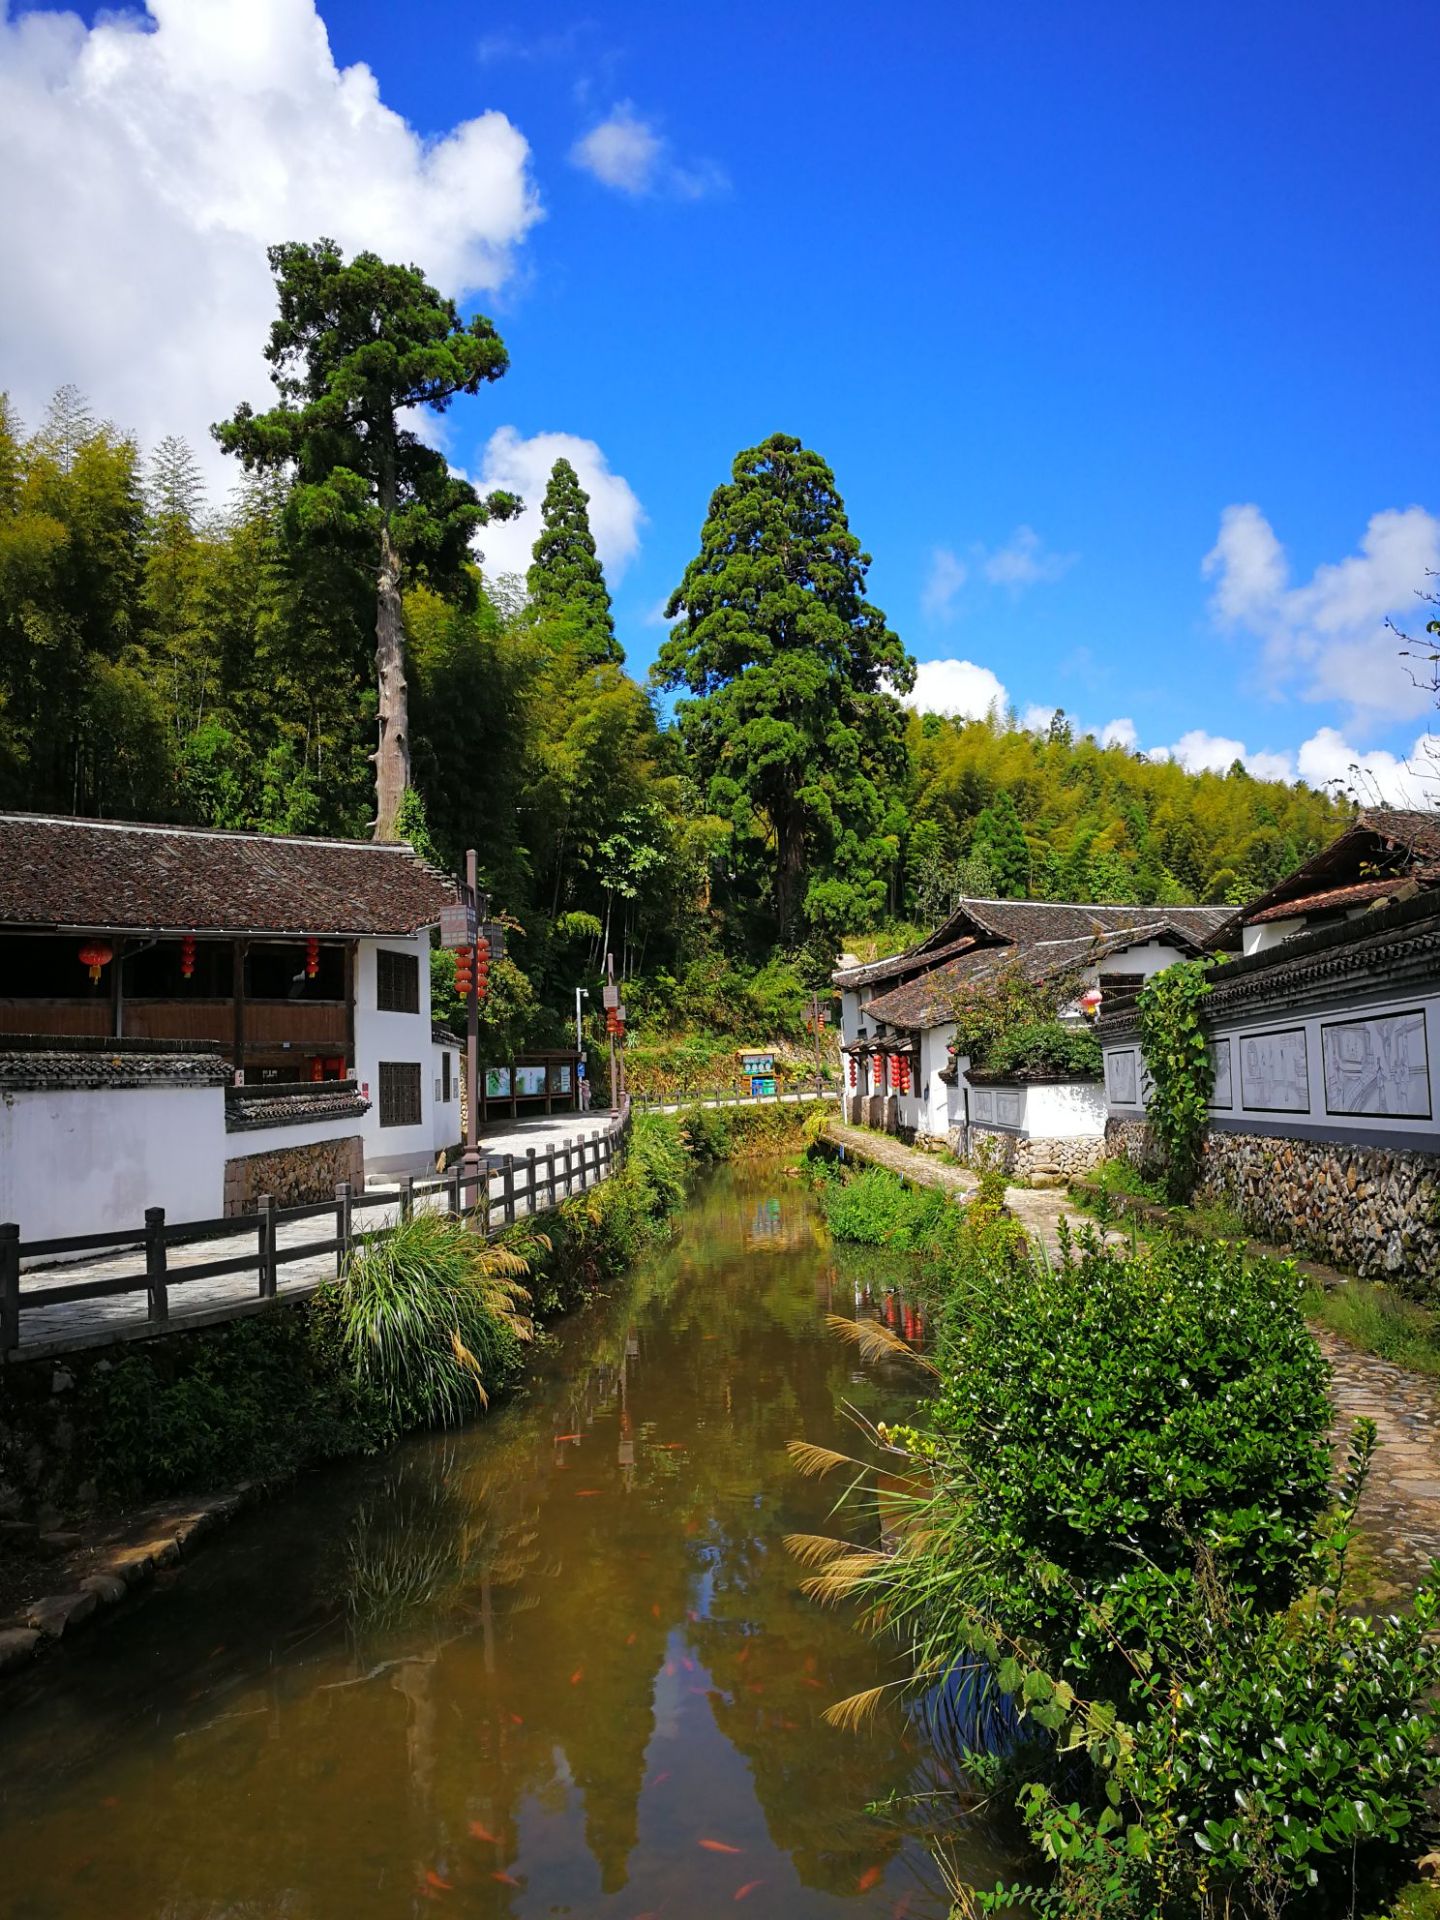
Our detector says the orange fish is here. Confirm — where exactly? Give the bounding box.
[735,1883,765,1902]
[651,1603,661,1619]
[425,1870,453,1891]
[493,1870,523,1887]
[737,1645,750,1666]
[576,1489,602,1497]
[800,1676,823,1690]
[858,1865,884,1893]
[555,1433,581,1442]
[665,1662,677,1676]
[892,1896,914,1918]
[510,1713,524,1726]
[745,1682,765,1695]
[626,1631,638,1646]
[650,1769,672,1786]
[700,1839,743,1854]
[570,1668,584,1685]
[468,1822,500,1844]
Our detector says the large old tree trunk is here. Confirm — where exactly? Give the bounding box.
[372,495,408,841]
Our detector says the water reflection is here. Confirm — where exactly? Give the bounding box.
[0,1167,1011,1919]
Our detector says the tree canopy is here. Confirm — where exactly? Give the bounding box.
[655,433,915,943]
[528,457,621,668]
[212,238,518,838]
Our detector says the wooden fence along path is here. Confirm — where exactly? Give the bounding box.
[1,1110,631,1363]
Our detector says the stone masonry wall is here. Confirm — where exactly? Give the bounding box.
[959,1124,1106,1183]
[1104,1117,1440,1290]
[223,1135,364,1215]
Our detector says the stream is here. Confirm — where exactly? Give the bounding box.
[0,1164,1011,1918]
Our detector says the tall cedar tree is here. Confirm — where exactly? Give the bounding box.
[527,457,621,666]
[656,433,915,939]
[213,239,519,839]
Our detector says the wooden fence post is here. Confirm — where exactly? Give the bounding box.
[399,1174,414,1224]
[525,1148,537,1217]
[450,1164,462,1216]
[258,1195,277,1299]
[545,1146,558,1210]
[145,1206,169,1322]
[503,1155,516,1226]
[334,1180,353,1277]
[0,1223,19,1356]
[563,1139,573,1197]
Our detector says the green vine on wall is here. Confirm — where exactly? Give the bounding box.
[1135,957,1214,1200]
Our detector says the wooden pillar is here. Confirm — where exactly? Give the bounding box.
[232,939,247,1078]
[343,942,356,1076]
[111,932,125,1040]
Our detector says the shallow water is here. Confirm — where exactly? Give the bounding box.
[0,1165,1007,1919]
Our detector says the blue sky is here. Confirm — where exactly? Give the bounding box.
[3,0,1438,795]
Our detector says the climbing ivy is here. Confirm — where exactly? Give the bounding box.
[1135,957,1214,1200]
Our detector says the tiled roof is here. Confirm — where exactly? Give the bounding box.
[1208,807,1440,948]
[0,813,456,938]
[863,926,1176,1030]
[1247,876,1425,924]
[833,898,1228,988]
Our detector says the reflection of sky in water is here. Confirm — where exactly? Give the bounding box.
[0,1167,1011,1918]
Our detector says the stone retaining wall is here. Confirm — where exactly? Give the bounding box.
[1103,1117,1440,1290]
[223,1134,364,1214]
[961,1125,1106,1182]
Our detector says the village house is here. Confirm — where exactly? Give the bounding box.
[834,898,1228,1177]
[0,813,464,1242]
[1103,807,1440,1278]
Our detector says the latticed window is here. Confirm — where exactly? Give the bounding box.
[376,948,419,1014]
[378,1060,422,1127]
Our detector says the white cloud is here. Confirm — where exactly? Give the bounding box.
[1099,717,1138,751]
[570,102,726,199]
[1295,727,1440,806]
[0,0,543,481]
[905,658,1008,721]
[1203,502,1440,722]
[471,426,645,584]
[1163,729,1293,781]
[920,547,967,620]
[982,525,1077,590]
[1022,703,1059,734]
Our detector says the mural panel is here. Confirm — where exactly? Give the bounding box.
[1239,1027,1310,1113]
[1106,1049,1139,1106]
[1209,1038,1233,1110]
[1322,1009,1431,1119]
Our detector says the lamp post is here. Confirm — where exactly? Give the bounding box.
[575,985,588,1056]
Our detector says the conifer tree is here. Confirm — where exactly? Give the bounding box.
[657,432,914,940]
[527,457,621,666]
[971,789,1030,897]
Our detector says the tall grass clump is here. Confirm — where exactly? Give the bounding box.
[336,1212,536,1428]
[789,1228,1440,1915]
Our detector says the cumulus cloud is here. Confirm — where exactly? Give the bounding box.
[1203,502,1440,722]
[1021,703,1059,734]
[905,658,1009,721]
[1295,728,1440,805]
[570,102,726,198]
[920,547,968,620]
[1099,717,1138,751]
[471,426,645,584]
[0,0,542,480]
[982,524,1077,590]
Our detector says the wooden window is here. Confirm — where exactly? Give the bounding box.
[378,1060,422,1128]
[442,1050,452,1102]
[376,948,419,1014]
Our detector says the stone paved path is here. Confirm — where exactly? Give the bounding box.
[13,1116,615,1362]
[824,1120,1440,1596]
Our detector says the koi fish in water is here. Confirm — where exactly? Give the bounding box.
[735,1882,765,1901]
[555,1433,581,1442]
[468,1822,500,1844]
[699,1839,744,1854]
[424,1870,453,1892]
[492,1869,523,1887]
[570,1668,584,1686]
[857,1864,884,1893]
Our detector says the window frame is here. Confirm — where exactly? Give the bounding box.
[378,1060,423,1128]
[376,947,420,1015]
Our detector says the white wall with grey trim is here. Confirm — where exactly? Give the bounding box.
[1104,987,1440,1152]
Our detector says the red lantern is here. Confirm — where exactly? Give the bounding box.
[454,946,473,997]
[78,941,113,986]
[180,934,196,980]
[474,935,490,1004]
[847,1055,857,1088]
[306,937,320,980]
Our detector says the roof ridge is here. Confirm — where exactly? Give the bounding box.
[0,810,433,858]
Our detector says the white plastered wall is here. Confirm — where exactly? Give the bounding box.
[354,935,438,1177]
[0,1082,226,1252]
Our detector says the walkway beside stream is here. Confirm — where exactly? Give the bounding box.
[822,1119,1440,1596]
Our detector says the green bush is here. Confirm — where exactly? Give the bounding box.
[982,1019,1102,1078]
[929,1235,1331,1694]
[678,1103,733,1162]
[530,1112,690,1305]
[334,1212,534,1427]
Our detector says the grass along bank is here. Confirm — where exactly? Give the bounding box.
[798,1157,1440,1916]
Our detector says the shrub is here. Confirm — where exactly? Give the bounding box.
[334,1212,535,1428]
[679,1103,734,1162]
[982,1019,1102,1079]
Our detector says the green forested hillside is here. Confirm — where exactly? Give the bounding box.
[0,372,1349,1049]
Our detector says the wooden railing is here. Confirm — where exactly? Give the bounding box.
[630,1085,839,1112]
[0,1106,632,1357]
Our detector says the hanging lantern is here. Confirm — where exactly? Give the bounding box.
[474,935,490,1004]
[454,945,473,997]
[180,935,196,980]
[306,937,320,980]
[847,1055,857,1088]
[78,941,113,986]
[1079,985,1103,1019]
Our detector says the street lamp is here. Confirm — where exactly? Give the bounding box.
[575,985,589,1056]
